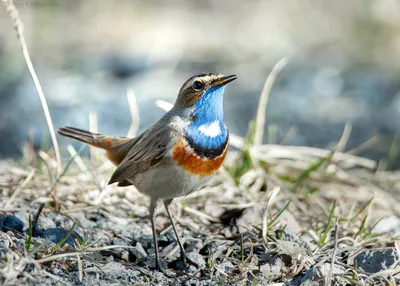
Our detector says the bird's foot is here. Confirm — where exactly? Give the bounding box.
[168,251,204,275]
[180,252,200,269]
[147,255,177,278]
[157,265,177,278]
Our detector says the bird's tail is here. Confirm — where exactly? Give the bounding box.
[58,126,132,165]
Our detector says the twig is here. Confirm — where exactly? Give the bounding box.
[3,0,61,173]
[126,88,140,137]
[254,58,288,146]
[4,168,35,208]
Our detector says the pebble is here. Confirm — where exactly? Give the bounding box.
[0,213,24,232]
[354,248,398,273]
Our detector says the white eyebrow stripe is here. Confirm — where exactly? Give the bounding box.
[198,121,222,138]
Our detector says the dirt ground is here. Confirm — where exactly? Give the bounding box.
[1,142,400,285]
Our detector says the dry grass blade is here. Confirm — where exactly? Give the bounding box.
[229,133,245,149]
[254,58,289,146]
[126,88,140,137]
[155,99,173,112]
[347,135,380,155]
[35,245,137,263]
[3,0,61,173]
[183,206,220,223]
[326,217,340,286]
[67,145,88,172]
[4,168,35,208]
[336,123,352,152]
[77,254,83,283]
[262,186,281,243]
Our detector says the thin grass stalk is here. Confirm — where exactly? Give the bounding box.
[254,58,288,146]
[4,168,35,208]
[326,217,340,286]
[126,88,140,138]
[262,186,281,243]
[336,123,352,152]
[3,0,61,173]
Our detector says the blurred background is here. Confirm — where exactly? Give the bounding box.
[1,0,400,168]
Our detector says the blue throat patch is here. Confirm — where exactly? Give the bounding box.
[184,85,229,158]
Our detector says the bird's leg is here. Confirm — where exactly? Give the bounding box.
[164,199,185,257]
[149,198,160,270]
[164,199,199,268]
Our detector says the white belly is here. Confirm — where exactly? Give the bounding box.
[130,163,211,200]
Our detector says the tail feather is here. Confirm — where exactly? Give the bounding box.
[58,126,98,147]
[58,126,133,165]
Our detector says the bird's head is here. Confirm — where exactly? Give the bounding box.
[175,73,237,110]
[173,73,237,153]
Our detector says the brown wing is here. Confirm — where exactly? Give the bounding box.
[108,122,172,186]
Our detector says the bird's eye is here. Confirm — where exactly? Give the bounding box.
[193,80,204,90]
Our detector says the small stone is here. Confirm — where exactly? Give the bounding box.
[102,262,126,278]
[184,238,202,252]
[112,238,128,246]
[121,250,129,261]
[145,256,167,269]
[374,216,400,236]
[1,214,24,232]
[135,242,147,257]
[85,252,106,261]
[39,216,57,229]
[0,234,10,259]
[13,211,28,229]
[259,257,285,282]
[40,228,83,246]
[290,263,346,284]
[134,234,168,253]
[354,248,398,273]
[172,252,206,274]
[219,262,234,272]
[111,238,130,260]
[129,247,147,262]
[236,205,263,233]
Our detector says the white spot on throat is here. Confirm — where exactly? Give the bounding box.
[198,121,222,138]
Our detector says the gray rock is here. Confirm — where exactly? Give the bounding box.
[218,262,234,272]
[274,240,310,258]
[354,248,399,273]
[174,252,206,274]
[12,211,28,230]
[236,205,263,233]
[129,245,147,262]
[285,263,347,285]
[259,256,285,282]
[38,215,57,229]
[112,238,128,246]
[0,236,10,250]
[0,235,10,259]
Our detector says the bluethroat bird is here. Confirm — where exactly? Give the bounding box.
[58,73,237,270]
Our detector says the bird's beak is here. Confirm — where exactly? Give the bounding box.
[211,74,238,88]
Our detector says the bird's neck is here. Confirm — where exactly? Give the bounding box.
[184,86,229,158]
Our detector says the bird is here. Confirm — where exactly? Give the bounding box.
[57,73,237,270]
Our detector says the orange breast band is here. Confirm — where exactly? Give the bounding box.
[172,139,228,176]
